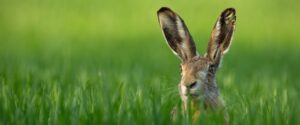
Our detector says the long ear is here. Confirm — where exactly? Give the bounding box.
[206,8,236,65]
[157,7,197,62]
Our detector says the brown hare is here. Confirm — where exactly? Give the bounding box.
[157,7,236,124]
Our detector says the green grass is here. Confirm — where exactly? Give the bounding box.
[0,0,299,125]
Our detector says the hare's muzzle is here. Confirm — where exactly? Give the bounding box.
[180,81,201,98]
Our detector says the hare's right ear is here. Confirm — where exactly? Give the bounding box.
[206,8,236,65]
[157,7,197,62]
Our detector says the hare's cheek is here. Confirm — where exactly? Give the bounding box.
[178,84,188,103]
[180,84,188,96]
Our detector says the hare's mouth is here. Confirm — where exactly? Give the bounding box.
[190,93,199,98]
[189,92,204,100]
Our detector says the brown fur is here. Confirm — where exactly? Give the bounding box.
[157,7,236,124]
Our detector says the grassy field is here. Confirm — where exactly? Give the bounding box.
[0,0,299,125]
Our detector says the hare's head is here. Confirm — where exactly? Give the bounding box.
[157,7,236,102]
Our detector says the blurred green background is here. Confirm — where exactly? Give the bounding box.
[0,0,299,125]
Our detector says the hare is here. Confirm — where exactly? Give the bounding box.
[157,7,236,124]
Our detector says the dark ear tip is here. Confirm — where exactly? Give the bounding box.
[225,8,236,13]
[222,8,236,17]
[220,8,236,22]
[157,7,172,14]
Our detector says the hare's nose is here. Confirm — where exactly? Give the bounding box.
[187,81,197,89]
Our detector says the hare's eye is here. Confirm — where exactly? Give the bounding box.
[189,81,197,88]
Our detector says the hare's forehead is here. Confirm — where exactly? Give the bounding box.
[181,59,209,71]
[181,60,209,79]
[181,67,207,84]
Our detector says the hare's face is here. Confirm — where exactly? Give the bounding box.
[179,57,209,100]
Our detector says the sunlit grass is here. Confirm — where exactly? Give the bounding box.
[0,0,299,125]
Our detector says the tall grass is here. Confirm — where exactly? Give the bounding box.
[0,0,299,125]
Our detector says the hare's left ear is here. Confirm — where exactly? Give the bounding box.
[206,8,236,65]
[157,7,197,62]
